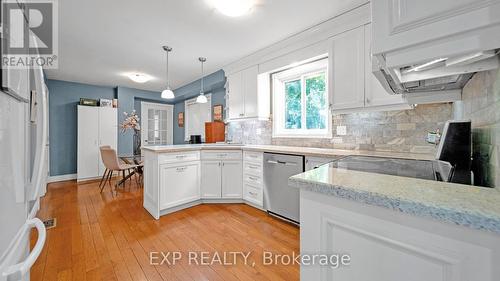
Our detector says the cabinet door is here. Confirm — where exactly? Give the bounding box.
[77,106,99,180]
[159,162,200,209]
[364,24,408,108]
[330,26,365,111]
[201,160,222,198]
[221,160,242,198]
[372,0,500,55]
[98,107,117,175]
[226,71,245,119]
[242,65,259,118]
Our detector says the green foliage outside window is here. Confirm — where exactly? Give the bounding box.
[306,74,327,129]
[285,80,302,129]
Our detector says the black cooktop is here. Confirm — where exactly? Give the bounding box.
[329,156,453,181]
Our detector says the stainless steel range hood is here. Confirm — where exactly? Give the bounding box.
[373,50,499,96]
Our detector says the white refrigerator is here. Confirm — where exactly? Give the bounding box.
[0,39,48,280]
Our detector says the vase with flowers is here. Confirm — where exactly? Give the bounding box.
[121,110,141,156]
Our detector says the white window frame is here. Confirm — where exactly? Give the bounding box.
[184,93,212,142]
[272,59,331,138]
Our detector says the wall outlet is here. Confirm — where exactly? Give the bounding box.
[336,126,347,136]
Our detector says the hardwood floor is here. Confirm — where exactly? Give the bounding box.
[31,178,299,281]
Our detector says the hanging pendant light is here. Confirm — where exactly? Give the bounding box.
[196,57,208,104]
[161,46,175,99]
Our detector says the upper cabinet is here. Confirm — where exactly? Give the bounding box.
[226,65,269,121]
[372,0,500,57]
[330,24,410,113]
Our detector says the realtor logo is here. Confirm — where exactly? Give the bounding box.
[1,0,58,68]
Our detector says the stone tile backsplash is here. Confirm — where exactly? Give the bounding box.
[462,69,500,188]
[227,103,452,155]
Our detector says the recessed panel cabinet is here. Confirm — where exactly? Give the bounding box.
[201,151,243,199]
[372,0,500,56]
[159,161,200,210]
[329,24,409,113]
[226,65,263,120]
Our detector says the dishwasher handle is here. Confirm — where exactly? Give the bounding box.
[266,160,298,166]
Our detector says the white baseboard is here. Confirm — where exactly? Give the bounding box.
[47,173,77,183]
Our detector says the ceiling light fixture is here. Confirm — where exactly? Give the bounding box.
[212,0,255,17]
[127,73,152,83]
[196,57,208,104]
[161,46,175,99]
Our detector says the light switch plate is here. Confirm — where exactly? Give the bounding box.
[336,126,347,136]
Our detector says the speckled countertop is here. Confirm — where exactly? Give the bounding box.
[142,144,435,160]
[289,164,500,234]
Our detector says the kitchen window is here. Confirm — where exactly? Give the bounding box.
[272,58,331,138]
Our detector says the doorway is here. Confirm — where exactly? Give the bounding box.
[140,102,173,146]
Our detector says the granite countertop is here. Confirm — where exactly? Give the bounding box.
[142,144,435,160]
[289,164,500,234]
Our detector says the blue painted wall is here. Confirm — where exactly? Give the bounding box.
[172,70,226,144]
[48,80,173,176]
[47,69,225,176]
[47,80,116,176]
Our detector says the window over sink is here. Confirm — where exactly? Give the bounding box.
[272,58,331,138]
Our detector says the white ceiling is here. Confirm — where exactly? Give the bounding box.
[46,0,362,92]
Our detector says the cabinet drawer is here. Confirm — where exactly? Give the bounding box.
[243,151,263,163]
[244,183,263,206]
[243,173,262,186]
[159,151,200,164]
[201,150,242,160]
[243,161,262,175]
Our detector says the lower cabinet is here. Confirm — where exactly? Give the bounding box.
[159,161,200,209]
[201,160,242,199]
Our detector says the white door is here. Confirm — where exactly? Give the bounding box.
[227,71,245,119]
[77,106,99,180]
[201,161,222,198]
[98,107,117,175]
[242,65,259,118]
[364,24,408,108]
[221,160,242,198]
[330,26,365,111]
[159,162,200,209]
[141,102,173,146]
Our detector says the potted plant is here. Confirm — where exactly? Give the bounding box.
[121,110,141,156]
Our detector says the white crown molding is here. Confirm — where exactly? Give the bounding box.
[223,2,370,75]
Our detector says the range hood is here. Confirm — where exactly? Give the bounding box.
[373,50,499,96]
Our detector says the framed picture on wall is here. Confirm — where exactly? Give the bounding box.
[178,112,184,127]
[213,104,223,122]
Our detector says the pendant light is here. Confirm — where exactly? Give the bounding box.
[196,57,208,104]
[161,46,175,99]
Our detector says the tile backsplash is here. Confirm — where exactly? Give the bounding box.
[227,103,452,155]
[462,69,500,188]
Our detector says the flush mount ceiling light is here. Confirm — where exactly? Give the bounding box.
[212,0,255,17]
[196,57,208,104]
[161,46,175,99]
[127,73,152,83]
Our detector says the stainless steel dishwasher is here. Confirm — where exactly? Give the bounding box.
[264,153,304,224]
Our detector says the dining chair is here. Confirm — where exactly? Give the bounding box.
[98,146,111,188]
[99,147,138,193]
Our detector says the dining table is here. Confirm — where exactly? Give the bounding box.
[117,154,144,187]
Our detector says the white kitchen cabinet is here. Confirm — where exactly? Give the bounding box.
[301,189,498,281]
[330,25,409,113]
[372,0,500,57]
[77,106,117,181]
[330,26,365,111]
[200,150,243,199]
[226,65,265,120]
[221,161,243,198]
[242,151,264,208]
[159,161,200,210]
[305,156,338,171]
[201,160,222,198]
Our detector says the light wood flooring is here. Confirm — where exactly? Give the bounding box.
[31,178,299,281]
